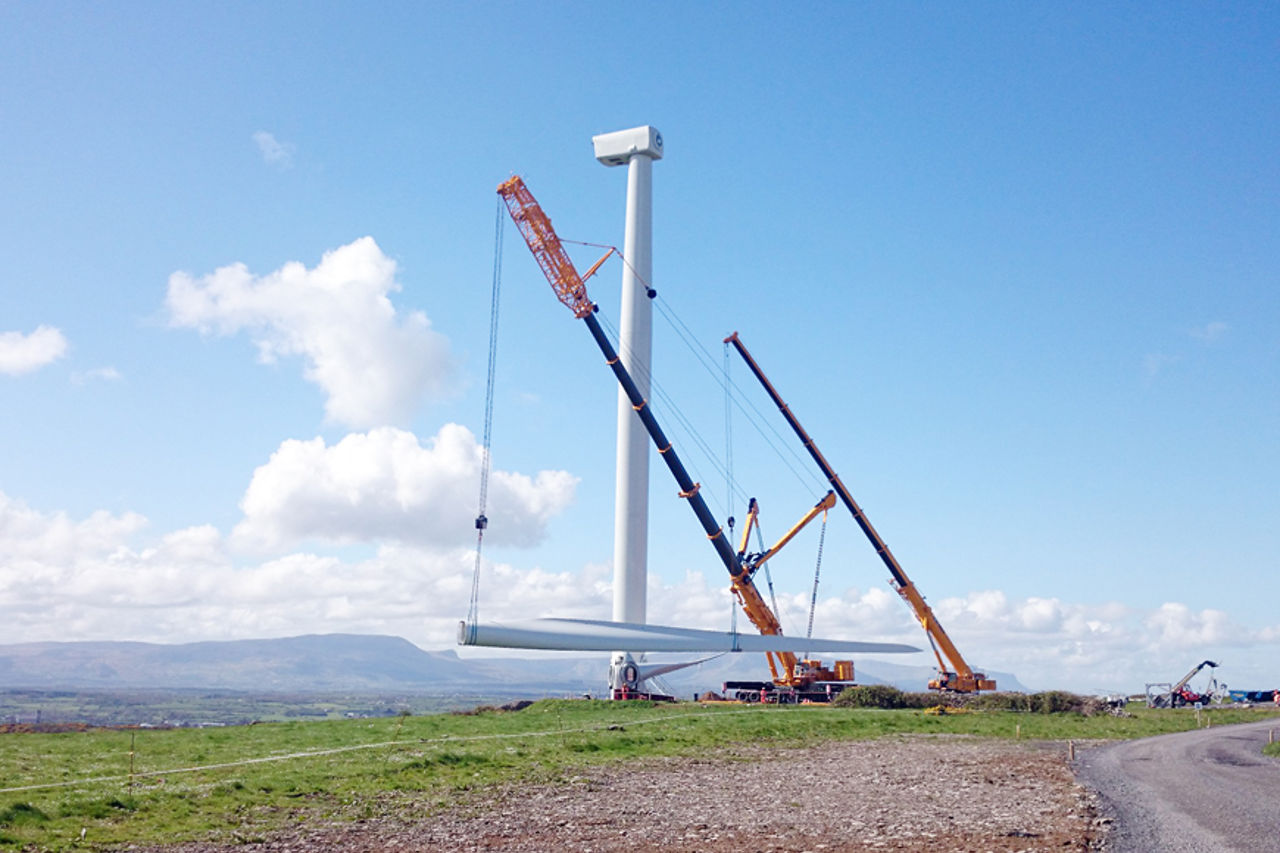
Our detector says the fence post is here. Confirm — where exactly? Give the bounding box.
[128,731,137,793]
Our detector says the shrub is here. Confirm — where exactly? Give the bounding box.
[1031,691,1083,714]
[965,692,1033,713]
[832,684,906,709]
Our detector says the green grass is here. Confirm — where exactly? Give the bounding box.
[1265,740,1280,758]
[0,688,498,726]
[1,699,1277,850]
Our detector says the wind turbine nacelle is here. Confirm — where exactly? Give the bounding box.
[593,126,664,166]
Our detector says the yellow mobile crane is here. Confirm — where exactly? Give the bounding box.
[725,332,995,693]
[497,176,858,701]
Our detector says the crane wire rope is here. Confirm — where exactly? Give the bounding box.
[563,235,824,507]
[596,310,743,520]
[591,283,788,637]
[560,238,834,642]
[805,510,828,655]
[653,293,825,490]
[590,306,750,636]
[749,515,784,633]
[724,343,738,633]
[656,295,826,496]
[466,198,505,639]
[562,238,826,501]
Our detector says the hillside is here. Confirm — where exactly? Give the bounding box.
[0,634,1026,695]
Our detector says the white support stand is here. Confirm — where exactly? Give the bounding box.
[592,126,664,695]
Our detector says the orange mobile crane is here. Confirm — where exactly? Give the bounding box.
[725,332,995,693]
[497,175,857,702]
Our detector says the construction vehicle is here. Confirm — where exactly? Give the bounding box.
[719,491,862,702]
[496,175,859,702]
[1146,660,1220,708]
[724,332,996,693]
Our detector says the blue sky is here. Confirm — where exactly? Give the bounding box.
[1,3,1276,693]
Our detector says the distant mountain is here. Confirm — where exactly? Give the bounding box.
[0,634,1026,696]
[0,635,491,692]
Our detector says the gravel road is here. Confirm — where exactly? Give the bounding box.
[140,735,1102,852]
[1075,718,1280,852]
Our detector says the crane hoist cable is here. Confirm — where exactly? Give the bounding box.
[752,514,783,629]
[655,295,824,496]
[466,198,506,639]
[723,342,738,536]
[805,509,829,651]
[562,237,824,502]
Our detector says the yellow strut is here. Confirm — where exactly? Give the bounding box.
[747,491,836,576]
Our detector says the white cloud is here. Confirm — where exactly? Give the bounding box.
[0,325,68,375]
[0,490,605,647]
[233,424,578,550]
[252,131,295,168]
[3,489,1278,693]
[928,589,1280,691]
[1190,320,1228,343]
[1143,602,1242,648]
[71,366,122,385]
[166,237,453,428]
[0,492,147,567]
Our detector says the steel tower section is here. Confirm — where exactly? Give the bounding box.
[593,126,664,694]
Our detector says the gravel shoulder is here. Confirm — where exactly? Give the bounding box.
[139,735,1103,852]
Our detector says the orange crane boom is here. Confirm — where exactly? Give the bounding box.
[725,331,995,693]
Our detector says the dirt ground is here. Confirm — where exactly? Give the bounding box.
[141,735,1104,852]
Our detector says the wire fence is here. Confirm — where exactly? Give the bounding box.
[0,706,773,796]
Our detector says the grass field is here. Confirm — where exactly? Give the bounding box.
[0,689,507,728]
[2,699,1278,851]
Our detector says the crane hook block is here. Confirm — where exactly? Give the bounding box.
[475,515,488,530]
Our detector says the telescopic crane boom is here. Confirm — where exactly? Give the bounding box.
[496,176,851,695]
[725,332,995,693]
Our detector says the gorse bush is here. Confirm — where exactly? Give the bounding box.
[833,688,1110,715]
[831,684,908,708]
[831,686,947,709]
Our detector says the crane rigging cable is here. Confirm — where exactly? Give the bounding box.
[562,239,837,645]
[466,198,506,639]
[654,295,824,495]
[805,510,828,651]
[559,238,826,500]
[535,229,835,644]
[594,308,740,519]
[753,511,782,630]
[723,342,736,533]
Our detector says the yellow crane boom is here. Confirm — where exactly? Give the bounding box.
[725,331,995,693]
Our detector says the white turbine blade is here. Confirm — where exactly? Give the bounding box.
[458,618,919,655]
